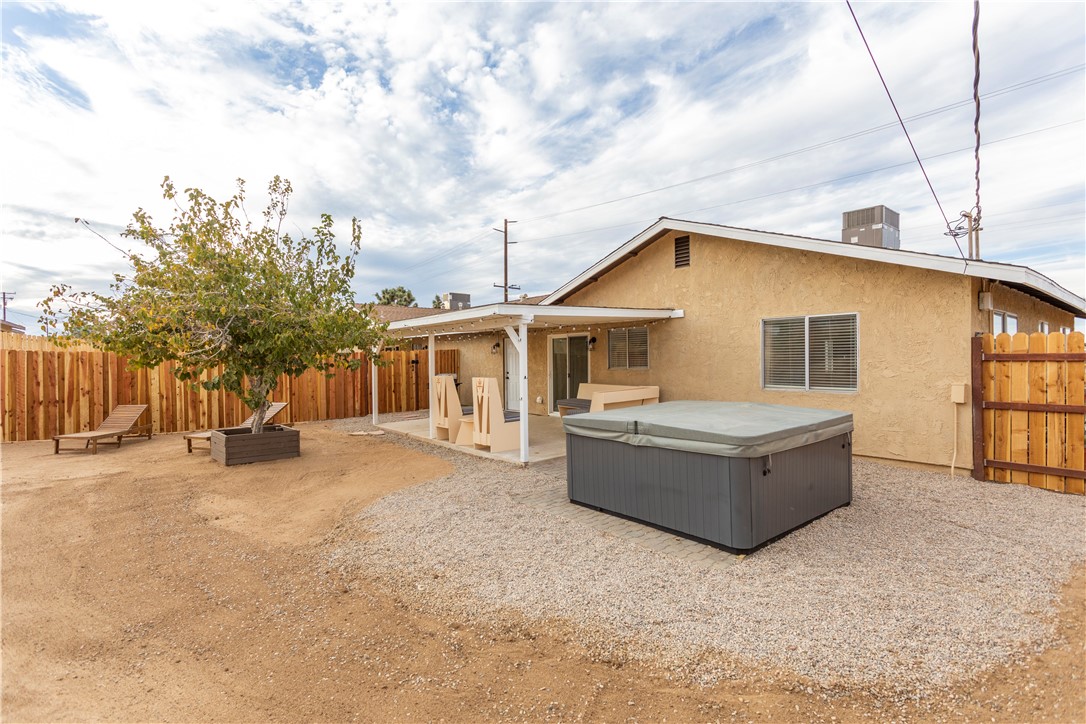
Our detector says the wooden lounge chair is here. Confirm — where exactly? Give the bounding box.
[183,402,289,453]
[470,377,520,453]
[432,374,473,442]
[53,404,151,454]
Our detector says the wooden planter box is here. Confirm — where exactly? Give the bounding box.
[210,425,300,466]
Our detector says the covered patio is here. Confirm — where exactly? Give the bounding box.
[377,302,684,464]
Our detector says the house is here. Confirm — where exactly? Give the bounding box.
[389,216,1084,467]
[1,319,26,334]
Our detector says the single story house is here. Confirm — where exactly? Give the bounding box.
[390,216,1084,467]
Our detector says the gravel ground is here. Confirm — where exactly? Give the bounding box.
[329,416,1086,699]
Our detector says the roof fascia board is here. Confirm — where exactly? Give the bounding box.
[542,218,1085,314]
[387,304,683,333]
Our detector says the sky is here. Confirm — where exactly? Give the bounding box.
[2,1,1084,332]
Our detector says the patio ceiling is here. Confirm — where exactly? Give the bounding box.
[385,303,684,338]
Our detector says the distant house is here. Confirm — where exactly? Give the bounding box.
[389,216,1084,467]
[1,319,26,335]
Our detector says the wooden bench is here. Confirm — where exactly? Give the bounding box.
[556,384,660,417]
[470,377,520,453]
[432,374,473,442]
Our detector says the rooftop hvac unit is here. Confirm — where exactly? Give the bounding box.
[841,205,900,249]
[441,292,471,310]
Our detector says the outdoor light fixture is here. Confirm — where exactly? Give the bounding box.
[588,336,597,351]
[491,342,501,354]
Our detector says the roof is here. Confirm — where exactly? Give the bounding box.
[542,217,1086,316]
[386,301,683,337]
[365,304,448,323]
[0,319,26,334]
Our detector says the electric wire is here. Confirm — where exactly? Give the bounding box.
[970,0,983,226]
[845,0,966,259]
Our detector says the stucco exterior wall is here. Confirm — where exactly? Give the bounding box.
[560,231,988,468]
[435,334,502,406]
[968,279,1076,334]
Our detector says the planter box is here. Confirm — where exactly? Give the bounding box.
[210,425,300,466]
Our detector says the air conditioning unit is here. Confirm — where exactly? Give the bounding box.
[441,292,470,310]
[841,205,901,249]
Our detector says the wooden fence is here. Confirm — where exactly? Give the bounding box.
[0,333,457,442]
[971,331,1085,494]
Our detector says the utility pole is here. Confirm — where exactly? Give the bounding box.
[492,218,520,302]
[1,291,13,322]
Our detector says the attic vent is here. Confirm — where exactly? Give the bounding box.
[675,236,691,268]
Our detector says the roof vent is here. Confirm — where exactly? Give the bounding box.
[841,205,900,249]
[674,235,691,268]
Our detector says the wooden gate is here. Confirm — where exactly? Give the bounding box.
[971,332,1085,494]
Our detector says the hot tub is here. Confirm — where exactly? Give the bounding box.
[563,401,853,551]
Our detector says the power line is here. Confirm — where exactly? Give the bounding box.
[845,0,966,259]
[515,64,1082,226]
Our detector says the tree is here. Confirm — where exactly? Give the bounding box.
[375,286,417,307]
[41,176,388,434]
[431,294,442,309]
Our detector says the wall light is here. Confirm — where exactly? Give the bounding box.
[491,342,501,354]
[588,336,597,351]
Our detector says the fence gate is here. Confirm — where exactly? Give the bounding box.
[971,332,1085,494]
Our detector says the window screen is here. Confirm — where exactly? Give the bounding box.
[763,314,857,391]
[608,327,649,369]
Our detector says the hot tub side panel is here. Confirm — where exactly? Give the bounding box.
[748,434,853,547]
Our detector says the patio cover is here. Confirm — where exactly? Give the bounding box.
[384,303,685,463]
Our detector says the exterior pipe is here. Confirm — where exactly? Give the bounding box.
[428,332,436,439]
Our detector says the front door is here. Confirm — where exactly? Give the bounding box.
[503,338,520,411]
[550,335,589,412]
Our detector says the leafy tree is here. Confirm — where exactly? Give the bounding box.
[431,294,442,309]
[41,176,388,434]
[375,286,417,307]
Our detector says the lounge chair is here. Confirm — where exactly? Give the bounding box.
[470,377,520,453]
[183,402,289,453]
[432,374,473,442]
[53,404,151,454]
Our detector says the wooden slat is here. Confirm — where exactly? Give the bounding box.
[982,352,1086,362]
[1045,333,1067,492]
[992,333,1011,482]
[43,351,58,439]
[1008,333,1029,484]
[1027,333,1047,487]
[1067,332,1085,495]
[13,348,26,441]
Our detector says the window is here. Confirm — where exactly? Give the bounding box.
[1060,326,1072,334]
[608,327,649,369]
[993,311,1018,334]
[674,235,691,268]
[1039,321,1050,334]
[762,314,857,391]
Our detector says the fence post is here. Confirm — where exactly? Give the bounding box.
[970,335,985,481]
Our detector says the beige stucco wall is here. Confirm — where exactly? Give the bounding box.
[558,231,993,468]
[969,279,1076,334]
[435,334,502,406]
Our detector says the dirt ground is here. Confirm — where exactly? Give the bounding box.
[2,421,1083,722]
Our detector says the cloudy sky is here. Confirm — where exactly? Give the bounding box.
[2,1,1083,331]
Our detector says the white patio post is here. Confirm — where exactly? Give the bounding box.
[428,332,436,439]
[370,345,380,426]
[504,319,531,464]
[518,320,529,463]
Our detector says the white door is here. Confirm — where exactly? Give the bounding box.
[503,338,520,411]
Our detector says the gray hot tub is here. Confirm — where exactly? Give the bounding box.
[563,401,853,551]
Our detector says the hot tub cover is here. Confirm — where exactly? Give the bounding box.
[562,400,853,458]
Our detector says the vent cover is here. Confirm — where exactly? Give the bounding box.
[675,235,690,268]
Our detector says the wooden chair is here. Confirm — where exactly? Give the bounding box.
[53,404,151,454]
[470,377,520,453]
[183,402,289,453]
[432,375,472,442]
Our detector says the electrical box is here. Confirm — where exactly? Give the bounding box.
[951,383,967,404]
[978,291,993,311]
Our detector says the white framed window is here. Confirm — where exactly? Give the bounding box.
[993,310,1017,334]
[608,327,649,369]
[1039,321,1050,334]
[1060,326,1072,334]
[762,314,858,392]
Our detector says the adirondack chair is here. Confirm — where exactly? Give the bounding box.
[53,404,151,454]
[183,402,289,453]
[432,374,472,442]
[470,377,520,453]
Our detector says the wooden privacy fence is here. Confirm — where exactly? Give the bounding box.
[0,333,457,442]
[971,331,1085,494]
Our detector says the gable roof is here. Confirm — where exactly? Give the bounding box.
[542,217,1086,316]
[366,304,448,323]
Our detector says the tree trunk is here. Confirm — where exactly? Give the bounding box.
[249,377,272,434]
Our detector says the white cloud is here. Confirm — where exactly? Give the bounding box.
[1,0,1082,326]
